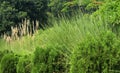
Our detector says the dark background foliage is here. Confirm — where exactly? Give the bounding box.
[0,0,48,34]
[0,0,102,35]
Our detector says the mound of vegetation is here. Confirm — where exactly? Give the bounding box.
[70,31,120,73]
[0,0,120,73]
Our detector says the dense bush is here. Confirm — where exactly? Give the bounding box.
[0,51,4,62]
[17,55,32,73]
[70,31,120,73]
[1,1,120,73]
[0,50,13,62]
[93,0,120,34]
[32,46,67,73]
[0,53,19,73]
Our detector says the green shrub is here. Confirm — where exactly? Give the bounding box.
[48,46,68,73]
[0,53,19,73]
[0,51,4,62]
[32,47,48,73]
[0,50,13,62]
[17,55,32,73]
[32,46,67,73]
[93,0,120,35]
[70,31,120,73]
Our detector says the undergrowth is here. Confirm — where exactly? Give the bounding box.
[0,12,119,73]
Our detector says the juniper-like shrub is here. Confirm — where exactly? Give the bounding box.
[0,53,19,73]
[93,0,120,35]
[47,46,67,73]
[0,50,13,62]
[0,51,4,62]
[70,31,120,73]
[32,46,67,73]
[17,55,32,73]
[32,47,48,73]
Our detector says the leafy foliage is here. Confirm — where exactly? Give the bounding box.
[70,31,120,73]
[48,0,79,17]
[17,55,32,73]
[0,50,13,62]
[0,53,19,73]
[0,0,120,73]
[0,1,20,33]
[0,0,48,34]
[32,46,67,73]
[93,0,120,34]
[0,0,105,34]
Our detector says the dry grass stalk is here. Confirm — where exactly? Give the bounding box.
[3,34,12,44]
[3,19,39,43]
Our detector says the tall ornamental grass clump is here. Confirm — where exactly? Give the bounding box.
[70,31,120,73]
[36,13,107,50]
[0,19,39,55]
